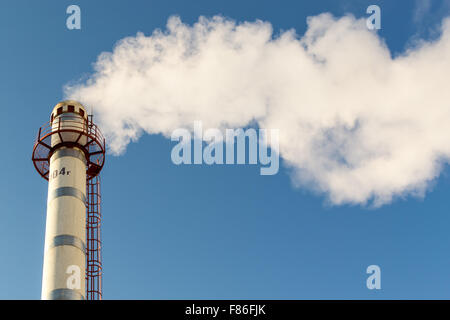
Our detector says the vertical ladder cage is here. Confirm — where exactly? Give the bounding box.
[86,175,102,300]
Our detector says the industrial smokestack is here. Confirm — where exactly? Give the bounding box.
[32,100,106,300]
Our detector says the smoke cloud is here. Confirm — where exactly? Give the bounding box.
[65,14,450,206]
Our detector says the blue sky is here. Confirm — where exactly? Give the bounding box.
[1,0,450,299]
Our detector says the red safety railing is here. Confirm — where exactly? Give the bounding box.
[32,115,106,181]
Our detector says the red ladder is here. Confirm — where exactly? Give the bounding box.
[86,176,102,300]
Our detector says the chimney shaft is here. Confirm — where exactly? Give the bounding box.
[32,101,106,300]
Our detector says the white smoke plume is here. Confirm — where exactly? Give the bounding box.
[65,14,450,206]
